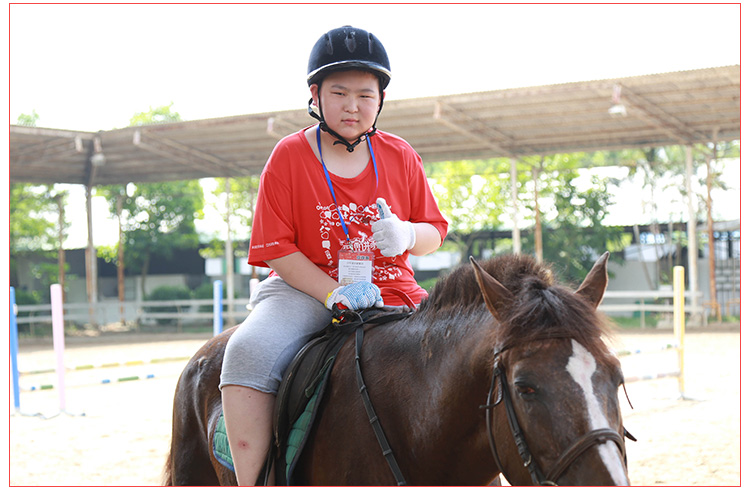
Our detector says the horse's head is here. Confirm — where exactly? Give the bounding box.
[471,253,630,486]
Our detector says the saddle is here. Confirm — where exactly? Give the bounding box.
[270,305,413,485]
[211,303,415,484]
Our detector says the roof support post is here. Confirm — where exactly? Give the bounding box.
[533,158,543,262]
[85,183,98,326]
[224,178,236,326]
[84,135,102,327]
[56,195,66,303]
[705,135,719,321]
[510,157,521,254]
[684,146,701,325]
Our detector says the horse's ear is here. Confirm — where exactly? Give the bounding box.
[470,256,514,321]
[576,251,610,307]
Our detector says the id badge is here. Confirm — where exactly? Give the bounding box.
[338,250,375,285]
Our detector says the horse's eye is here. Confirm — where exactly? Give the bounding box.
[515,383,537,397]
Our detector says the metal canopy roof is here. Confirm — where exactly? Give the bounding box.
[10,65,739,186]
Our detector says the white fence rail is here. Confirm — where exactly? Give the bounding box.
[14,299,247,331]
[600,290,704,327]
[14,290,705,330]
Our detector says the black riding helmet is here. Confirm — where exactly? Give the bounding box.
[307,26,391,152]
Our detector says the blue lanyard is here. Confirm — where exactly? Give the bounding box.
[316,125,379,242]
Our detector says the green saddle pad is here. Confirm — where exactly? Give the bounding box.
[213,380,324,479]
[213,413,234,472]
[284,380,324,481]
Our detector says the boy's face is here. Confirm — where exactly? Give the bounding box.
[311,70,382,143]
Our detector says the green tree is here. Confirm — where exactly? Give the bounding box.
[199,176,259,259]
[522,167,624,284]
[10,113,54,255]
[214,176,259,239]
[121,180,205,296]
[16,109,40,127]
[96,103,204,298]
[689,142,738,220]
[10,111,72,297]
[9,184,57,253]
[205,175,259,324]
[9,183,70,296]
[10,184,56,288]
[425,158,511,257]
[129,102,181,126]
[96,184,128,318]
[621,147,687,287]
[601,143,737,289]
[426,153,624,284]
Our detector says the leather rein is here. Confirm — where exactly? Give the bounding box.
[348,308,630,486]
[482,344,628,486]
[333,294,416,486]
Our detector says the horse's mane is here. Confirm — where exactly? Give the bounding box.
[419,254,614,361]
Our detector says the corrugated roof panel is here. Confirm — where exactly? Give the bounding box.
[11,65,740,185]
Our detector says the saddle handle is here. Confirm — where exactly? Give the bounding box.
[379,287,417,309]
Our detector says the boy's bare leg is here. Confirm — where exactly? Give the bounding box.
[221,385,276,486]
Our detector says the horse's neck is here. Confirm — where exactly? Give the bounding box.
[395,310,500,482]
[389,312,496,417]
[367,309,496,406]
[422,309,497,396]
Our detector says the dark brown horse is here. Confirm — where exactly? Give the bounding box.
[164,253,630,485]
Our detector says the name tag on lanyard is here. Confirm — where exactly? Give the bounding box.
[337,249,375,285]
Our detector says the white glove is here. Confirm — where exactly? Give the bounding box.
[371,197,416,257]
[325,281,384,310]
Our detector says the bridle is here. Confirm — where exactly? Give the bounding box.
[482,343,628,486]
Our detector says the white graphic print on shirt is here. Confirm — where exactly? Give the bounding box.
[317,201,403,282]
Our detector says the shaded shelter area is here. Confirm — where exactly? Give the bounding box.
[10,65,741,321]
[11,65,739,184]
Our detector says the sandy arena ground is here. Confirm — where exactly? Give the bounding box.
[9,326,741,486]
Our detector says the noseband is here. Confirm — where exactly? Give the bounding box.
[482,346,627,486]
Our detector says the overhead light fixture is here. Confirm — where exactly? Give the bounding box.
[608,104,627,116]
[608,83,627,117]
[91,136,107,166]
[91,152,107,167]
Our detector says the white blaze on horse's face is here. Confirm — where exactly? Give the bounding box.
[566,340,629,486]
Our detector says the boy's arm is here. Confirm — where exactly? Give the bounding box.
[266,252,339,305]
[410,222,442,257]
[267,252,383,310]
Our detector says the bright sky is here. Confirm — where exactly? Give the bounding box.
[10,3,740,131]
[8,3,742,248]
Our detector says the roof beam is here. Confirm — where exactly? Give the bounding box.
[620,85,710,144]
[133,129,250,177]
[432,101,517,158]
[8,66,739,185]
[266,116,300,139]
[10,125,95,140]
[11,138,78,162]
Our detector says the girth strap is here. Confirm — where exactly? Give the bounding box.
[355,326,407,485]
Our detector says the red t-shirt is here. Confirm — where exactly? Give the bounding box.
[248,127,448,306]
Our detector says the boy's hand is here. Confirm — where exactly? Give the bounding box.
[371,197,416,257]
[325,281,384,310]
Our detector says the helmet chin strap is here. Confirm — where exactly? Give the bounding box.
[307,97,382,153]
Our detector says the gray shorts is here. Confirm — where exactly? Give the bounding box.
[219,276,333,394]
